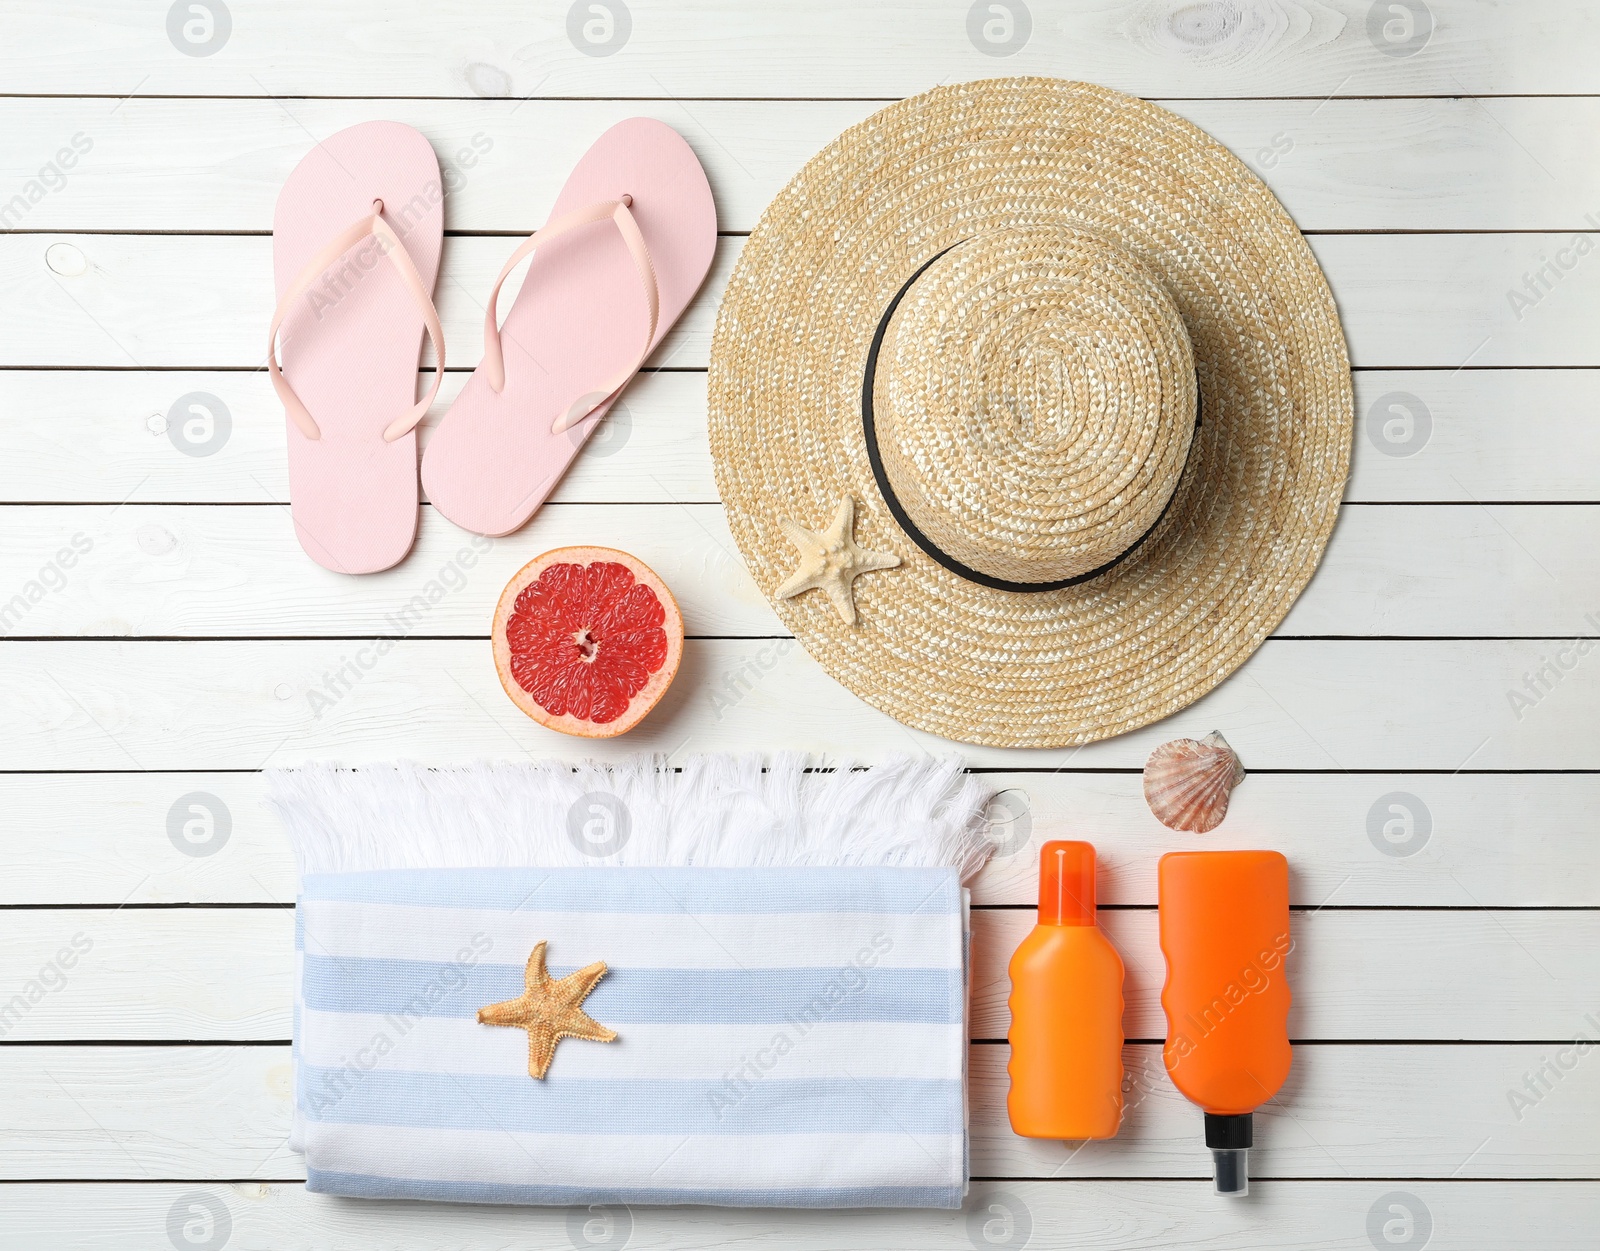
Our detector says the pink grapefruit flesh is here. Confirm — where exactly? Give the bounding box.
[492,546,683,737]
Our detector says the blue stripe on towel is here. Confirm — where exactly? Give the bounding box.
[306,1170,965,1209]
[301,866,960,915]
[301,954,963,1024]
[300,1067,964,1136]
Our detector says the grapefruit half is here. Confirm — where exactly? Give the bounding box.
[491,546,684,738]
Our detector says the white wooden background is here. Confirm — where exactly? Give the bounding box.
[3,1,1599,1247]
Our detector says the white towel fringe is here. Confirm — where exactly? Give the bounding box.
[267,754,996,883]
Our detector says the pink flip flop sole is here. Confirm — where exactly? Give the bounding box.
[273,121,444,573]
[422,118,716,537]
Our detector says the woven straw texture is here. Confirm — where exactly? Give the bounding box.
[876,224,1197,584]
[708,78,1353,748]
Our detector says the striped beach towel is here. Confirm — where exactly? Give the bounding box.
[270,755,994,1209]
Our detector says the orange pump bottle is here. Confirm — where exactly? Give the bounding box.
[1158,850,1292,1196]
[1006,841,1125,1139]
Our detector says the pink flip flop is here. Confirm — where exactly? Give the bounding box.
[421,118,715,536]
[269,121,445,574]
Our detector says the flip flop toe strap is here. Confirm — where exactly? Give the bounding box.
[267,203,446,443]
[480,197,661,435]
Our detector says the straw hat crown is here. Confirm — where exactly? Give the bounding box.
[872,225,1197,585]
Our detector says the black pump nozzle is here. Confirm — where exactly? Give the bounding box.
[1204,1112,1252,1196]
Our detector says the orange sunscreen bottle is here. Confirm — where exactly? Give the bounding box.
[1158,850,1292,1196]
[1006,840,1126,1139]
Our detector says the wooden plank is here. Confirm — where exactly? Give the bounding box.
[0,773,300,907]
[971,1043,1600,1179]
[0,504,771,639]
[1345,370,1600,504]
[6,96,1600,233]
[2,637,1598,769]
[971,771,1598,909]
[0,1180,1594,1250]
[0,907,1589,1041]
[8,232,1600,370]
[0,97,878,238]
[1312,232,1600,369]
[0,233,734,371]
[7,368,1600,507]
[4,500,1597,640]
[0,911,293,1042]
[2,1,1594,98]
[1280,504,1600,636]
[1,368,716,506]
[2,770,1593,908]
[968,910,1600,1042]
[3,1043,1593,1179]
[0,1046,295,1180]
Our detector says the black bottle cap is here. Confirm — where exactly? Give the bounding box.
[1204,1112,1253,1150]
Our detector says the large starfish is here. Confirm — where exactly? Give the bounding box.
[774,496,900,626]
[477,941,618,1079]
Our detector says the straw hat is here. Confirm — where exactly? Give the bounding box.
[708,78,1352,748]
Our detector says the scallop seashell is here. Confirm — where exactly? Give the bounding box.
[1142,731,1245,833]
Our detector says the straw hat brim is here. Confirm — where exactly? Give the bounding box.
[708,78,1353,748]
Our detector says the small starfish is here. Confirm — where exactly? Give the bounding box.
[477,941,618,1079]
[774,496,901,626]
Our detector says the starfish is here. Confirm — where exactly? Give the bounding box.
[774,496,901,626]
[476,941,618,1079]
